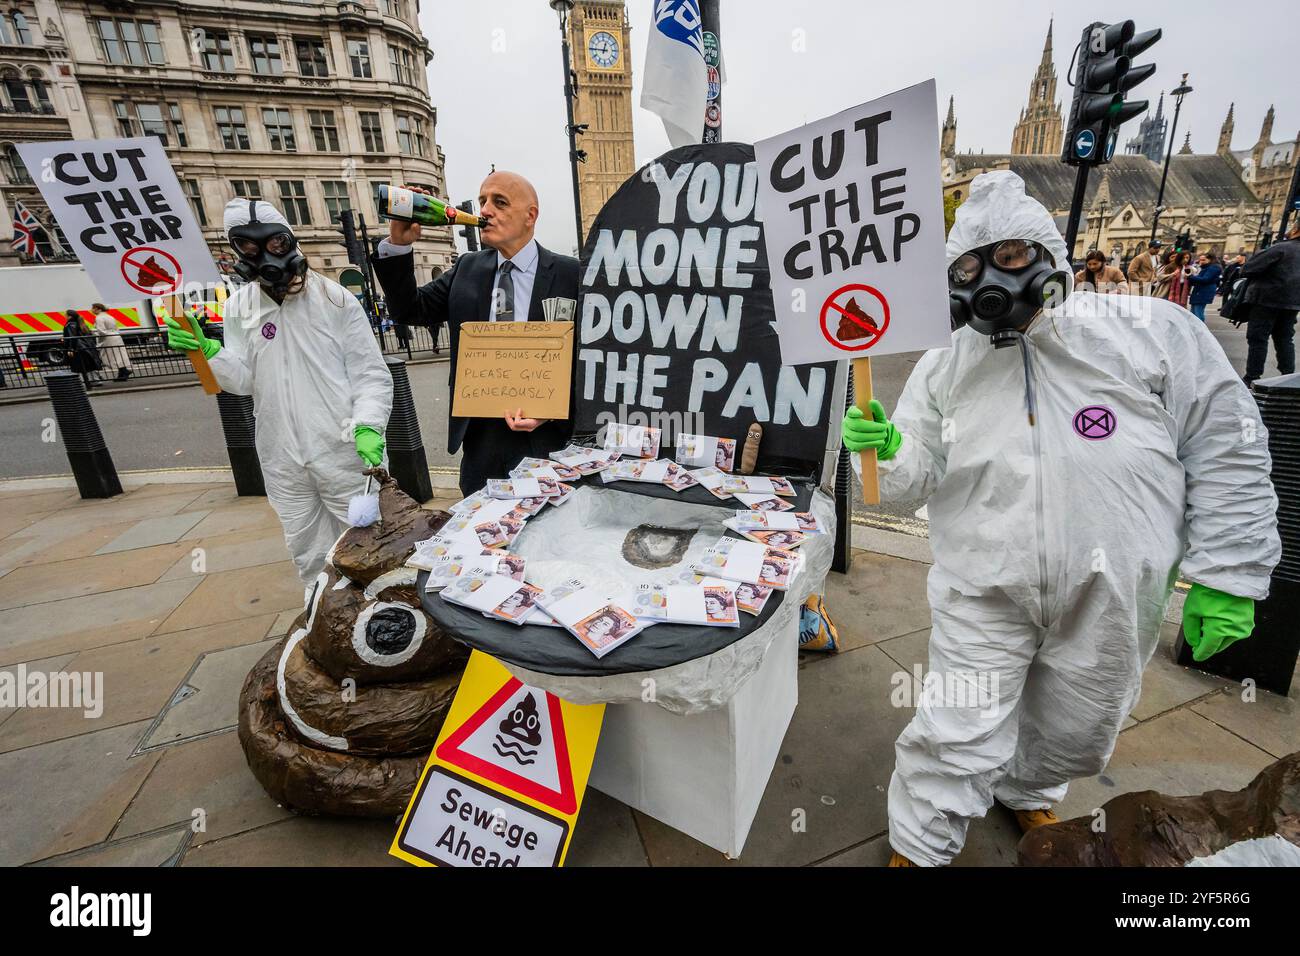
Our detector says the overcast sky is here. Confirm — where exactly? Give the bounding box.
[421,0,1298,255]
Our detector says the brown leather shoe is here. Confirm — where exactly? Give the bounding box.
[1014,808,1061,833]
[887,851,918,867]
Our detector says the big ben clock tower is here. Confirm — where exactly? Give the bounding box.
[568,1,636,241]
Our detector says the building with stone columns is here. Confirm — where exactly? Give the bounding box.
[0,0,455,283]
[567,0,635,244]
[1009,20,1063,156]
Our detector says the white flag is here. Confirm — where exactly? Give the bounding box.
[640,0,708,148]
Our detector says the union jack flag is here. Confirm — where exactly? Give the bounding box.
[10,200,45,262]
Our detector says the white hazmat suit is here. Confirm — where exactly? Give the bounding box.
[876,172,1280,866]
[209,200,393,586]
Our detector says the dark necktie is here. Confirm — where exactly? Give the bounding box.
[495,260,515,320]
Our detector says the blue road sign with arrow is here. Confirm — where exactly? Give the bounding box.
[1075,129,1097,160]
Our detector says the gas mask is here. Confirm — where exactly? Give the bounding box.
[228,201,307,293]
[948,239,1068,348]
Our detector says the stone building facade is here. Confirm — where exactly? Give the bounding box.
[0,0,455,283]
[1224,104,1298,242]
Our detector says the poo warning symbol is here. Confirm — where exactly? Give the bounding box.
[390,650,604,867]
[820,283,891,352]
[121,246,181,295]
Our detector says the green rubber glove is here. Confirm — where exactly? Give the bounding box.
[354,426,385,466]
[842,400,903,461]
[1182,583,1255,662]
[163,314,220,360]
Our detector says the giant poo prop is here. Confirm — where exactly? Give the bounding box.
[238,469,468,816]
[1019,751,1300,866]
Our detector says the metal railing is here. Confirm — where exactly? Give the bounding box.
[0,322,449,397]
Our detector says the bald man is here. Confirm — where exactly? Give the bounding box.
[374,172,579,495]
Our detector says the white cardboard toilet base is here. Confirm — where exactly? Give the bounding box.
[587,616,799,858]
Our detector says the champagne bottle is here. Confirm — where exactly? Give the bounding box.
[377,185,482,227]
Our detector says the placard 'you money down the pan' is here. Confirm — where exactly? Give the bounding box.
[577,143,836,468]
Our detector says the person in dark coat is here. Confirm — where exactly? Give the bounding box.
[1240,224,1300,385]
[1219,251,1247,300]
[372,172,579,496]
[61,310,102,389]
[1186,251,1223,323]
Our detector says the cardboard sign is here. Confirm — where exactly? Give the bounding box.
[578,142,836,469]
[391,650,604,867]
[452,321,574,420]
[15,137,219,301]
[753,80,951,366]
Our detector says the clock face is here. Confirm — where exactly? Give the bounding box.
[588,30,619,68]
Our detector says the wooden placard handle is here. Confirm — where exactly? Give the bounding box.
[165,294,221,395]
[852,356,880,505]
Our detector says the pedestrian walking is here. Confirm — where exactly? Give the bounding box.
[1240,223,1300,386]
[1154,248,1191,308]
[1075,249,1129,294]
[1186,252,1223,322]
[61,310,101,389]
[90,302,132,381]
[1126,239,1161,295]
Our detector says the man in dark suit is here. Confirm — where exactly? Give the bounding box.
[373,172,579,495]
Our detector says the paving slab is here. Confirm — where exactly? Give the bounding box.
[94,511,210,555]
[154,561,303,635]
[1128,623,1237,722]
[0,576,203,665]
[821,553,932,652]
[115,730,293,845]
[1055,708,1278,824]
[0,615,279,753]
[0,651,76,734]
[634,644,914,866]
[136,636,279,751]
[1192,688,1300,761]
[179,505,282,541]
[567,787,649,867]
[33,826,191,867]
[0,718,159,866]
[22,488,214,537]
[0,540,191,610]
[874,626,931,674]
[182,815,407,867]
[158,527,290,581]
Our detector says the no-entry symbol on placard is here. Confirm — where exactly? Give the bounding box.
[819,283,890,352]
[120,245,181,295]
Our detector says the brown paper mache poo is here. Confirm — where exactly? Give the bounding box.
[1018,751,1300,866]
[238,468,468,817]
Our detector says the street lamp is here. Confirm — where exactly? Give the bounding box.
[1094,199,1109,251]
[549,0,585,252]
[1149,73,1193,243]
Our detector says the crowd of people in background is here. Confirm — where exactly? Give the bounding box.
[1072,222,1298,386]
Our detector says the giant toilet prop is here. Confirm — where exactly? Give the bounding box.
[238,469,467,816]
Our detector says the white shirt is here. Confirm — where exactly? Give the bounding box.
[376,237,540,322]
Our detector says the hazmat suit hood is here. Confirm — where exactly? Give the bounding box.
[223,198,292,233]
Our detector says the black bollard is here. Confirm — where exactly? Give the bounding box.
[46,371,122,499]
[1177,372,1300,695]
[384,357,432,503]
[215,391,265,496]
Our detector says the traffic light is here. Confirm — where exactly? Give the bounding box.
[1062,20,1161,167]
[457,200,479,252]
[332,209,366,266]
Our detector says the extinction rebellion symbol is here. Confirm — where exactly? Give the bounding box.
[1072,404,1116,440]
[261,322,277,340]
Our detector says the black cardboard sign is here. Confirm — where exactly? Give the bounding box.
[576,143,836,472]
